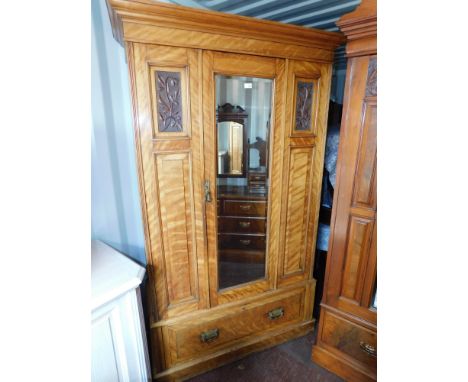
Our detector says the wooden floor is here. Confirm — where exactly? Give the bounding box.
[187,326,344,382]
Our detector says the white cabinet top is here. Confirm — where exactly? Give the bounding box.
[91,240,146,311]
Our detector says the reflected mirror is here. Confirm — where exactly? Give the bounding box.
[217,105,247,177]
[215,75,273,290]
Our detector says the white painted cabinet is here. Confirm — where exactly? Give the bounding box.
[91,240,150,382]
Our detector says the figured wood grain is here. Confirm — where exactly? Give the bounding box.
[153,282,315,379]
[125,42,159,323]
[340,216,374,301]
[167,290,304,364]
[107,0,344,54]
[156,321,314,381]
[319,309,376,373]
[107,1,341,377]
[312,343,376,382]
[352,99,377,209]
[313,2,377,380]
[283,147,313,275]
[156,153,196,304]
[278,59,332,288]
[321,54,377,323]
[266,58,287,291]
[132,43,207,320]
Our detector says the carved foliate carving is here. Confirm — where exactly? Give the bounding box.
[365,57,377,97]
[156,71,183,132]
[294,81,314,131]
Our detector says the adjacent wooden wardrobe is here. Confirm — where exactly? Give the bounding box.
[106,1,343,380]
[312,1,377,381]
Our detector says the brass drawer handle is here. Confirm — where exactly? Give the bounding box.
[239,221,251,228]
[359,341,377,357]
[200,328,219,343]
[239,204,252,210]
[239,239,251,245]
[268,307,284,320]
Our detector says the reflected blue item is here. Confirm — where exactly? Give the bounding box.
[316,223,330,252]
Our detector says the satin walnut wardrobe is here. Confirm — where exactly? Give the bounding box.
[106,0,344,380]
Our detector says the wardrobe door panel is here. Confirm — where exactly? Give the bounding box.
[277,60,332,287]
[324,55,377,324]
[130,43,208,320]
[203,51,284,306]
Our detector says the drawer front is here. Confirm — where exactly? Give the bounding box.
[218,217,266,234]
[249,173,266,183]
[218,234,266,250]
[321,310,377,370]
[165,288,305,364]
[223,200,267,217]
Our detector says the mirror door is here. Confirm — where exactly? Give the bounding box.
[203,51,284,306]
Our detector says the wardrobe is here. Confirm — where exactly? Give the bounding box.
[106,0,343,380]
[312,1,377,381]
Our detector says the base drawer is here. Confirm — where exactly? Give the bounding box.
[163,288,305,365]
[320,310,377,370]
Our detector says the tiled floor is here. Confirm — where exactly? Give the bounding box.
[187,328,344,382]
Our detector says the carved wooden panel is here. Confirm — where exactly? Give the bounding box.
[156,152,198,304]
[155,71,183,132]
[282,147,314,276]
[352,100,377,209]
[150,65,190,139]
[294,81,314,131]
[340,216,374,301]
[365,57,377,97]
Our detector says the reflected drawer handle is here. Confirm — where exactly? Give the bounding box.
[268,307,284,320]
[359,341,377,357]
[239,221,251,228]
[253,176,262,180]
[200,328,219,343]
[239,204,252,210]
[239,239,251,245]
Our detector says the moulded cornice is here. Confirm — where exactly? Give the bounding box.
[106,0,345,54]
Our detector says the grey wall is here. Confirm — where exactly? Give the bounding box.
[91,0,146,265]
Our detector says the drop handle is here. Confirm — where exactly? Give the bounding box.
[239,239,251,245]
[200,328,219,343]
[239,221,251,228]
[239,204,251,210]
[204,180,212,202]
[268,307,284,320]
[359,341,377,357]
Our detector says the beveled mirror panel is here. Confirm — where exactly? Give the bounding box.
[215,75,273,290]
[217,121,244,175]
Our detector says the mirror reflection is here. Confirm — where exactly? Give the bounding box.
[216,75,273,290]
